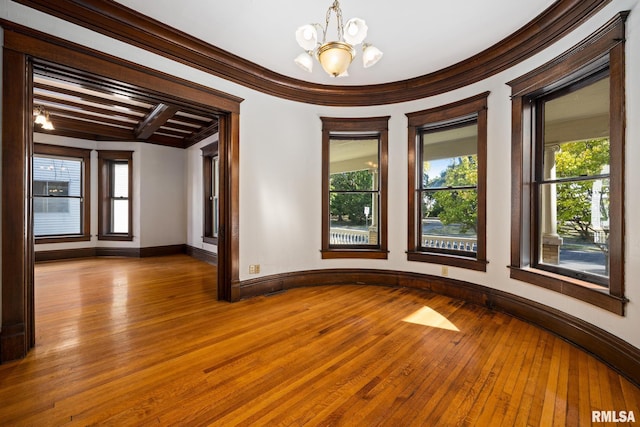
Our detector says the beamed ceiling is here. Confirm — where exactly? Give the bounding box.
[33,62,219,148]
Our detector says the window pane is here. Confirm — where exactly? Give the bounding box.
[33,156,82,196]
[112,162,129,198]
[543,77,609,180]
[33,155,83,237]
[421,123,477,189]
[212,157,219,238]
[112,199,129,233]
[420,189,477,253]
[330,192,378,245]
[34,197,81,236]
[330,138,379,191]
[538,179,609,280]
[213,197,219,238]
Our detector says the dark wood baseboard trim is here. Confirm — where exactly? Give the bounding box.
[34,244,186,262]
[139,244,186,258]
[185,245,218,265]
[35,247,97,262]
[0,323,28,363]
[239,268,640,388]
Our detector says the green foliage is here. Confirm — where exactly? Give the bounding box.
[554,138,610,240]
[330,170,373,225]
[425,156,478,233]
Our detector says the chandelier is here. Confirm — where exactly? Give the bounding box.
[294,0,383,77]
[33,105,54,130]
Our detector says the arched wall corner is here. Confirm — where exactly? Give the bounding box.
[238,269,640,388]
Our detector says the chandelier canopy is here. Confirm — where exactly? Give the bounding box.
[295,0,383,77]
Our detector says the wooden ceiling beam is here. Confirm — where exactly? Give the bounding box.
[43,116,136,140]
[134,103,179,139]
[47,106,136,128]
[184,121,219,147]
[34,81,149,113]
[34,93,142,121]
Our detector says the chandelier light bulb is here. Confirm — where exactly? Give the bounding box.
[362,44,383,68]
[294,52,314,73]
[343,18,367,45]
[347,22,358,36]
[295,24,318,51]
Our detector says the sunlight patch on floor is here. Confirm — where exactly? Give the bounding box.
[402,306,460,331]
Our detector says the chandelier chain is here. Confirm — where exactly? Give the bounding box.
[323,0,344,44]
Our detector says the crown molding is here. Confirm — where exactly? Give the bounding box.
[11,0,610,105]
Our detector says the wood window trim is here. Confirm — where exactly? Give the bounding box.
[406,92,489,272]
[202,140,219,245]
[97,150,133,241]
[33,143,92,244]
[507,12,627,315]
[320,116,389,259]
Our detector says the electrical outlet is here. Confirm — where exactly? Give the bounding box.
[249,264,260,274]
[441,266,449,277]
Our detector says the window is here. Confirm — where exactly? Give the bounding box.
[33,144,91,243]
[202,141,219,244]
[507,13,627,314]
[406,93,488,271]
[321,116,389,259]
[98,150,133,241]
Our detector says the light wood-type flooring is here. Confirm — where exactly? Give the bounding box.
[0,255,638,425]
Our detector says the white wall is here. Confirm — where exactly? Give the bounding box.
[1,0,639,350]
[138,143,186,248]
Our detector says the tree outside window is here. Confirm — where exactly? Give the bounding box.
[507,12,626,314]
[321,116,389,259]
[407,93,488,271]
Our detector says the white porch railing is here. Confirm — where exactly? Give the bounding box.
[329,228,476,252]
[421,235,477,252]
[330,228,369,245]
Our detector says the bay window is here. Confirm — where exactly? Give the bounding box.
[98,150,133,241]
[33,143,91,243]
[407,93,488,271]
[321,116,389,259]
[202,141,219,244]
[507,13,627,314]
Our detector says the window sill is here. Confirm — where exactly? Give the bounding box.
[98,234,134,242]
[35,235,91,244]
[407,251,487,272]
[321,249,388,260]
[509,266,626,315]
[203,236,218,245]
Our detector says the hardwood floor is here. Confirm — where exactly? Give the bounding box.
[0,255,638,426]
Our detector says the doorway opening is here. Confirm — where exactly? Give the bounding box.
[1,24,241,362]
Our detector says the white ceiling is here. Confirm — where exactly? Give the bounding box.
[112,0,555,86]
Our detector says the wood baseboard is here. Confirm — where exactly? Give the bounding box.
[34,244,186,262]
[185,245,217,265]
[0,323,27,363]
[239,268,640,388]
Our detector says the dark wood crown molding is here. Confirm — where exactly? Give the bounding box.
[11,0,610,106]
